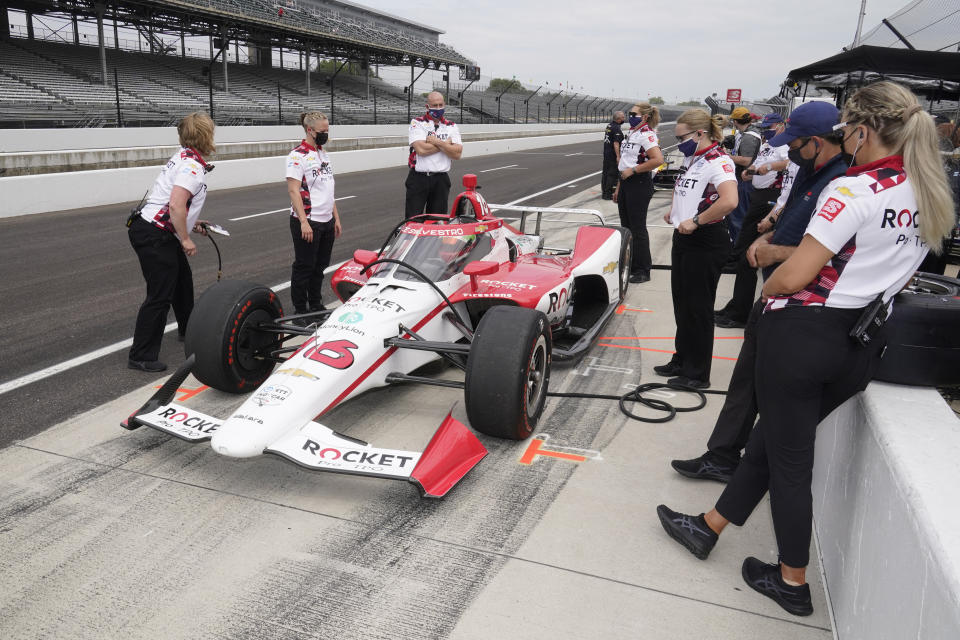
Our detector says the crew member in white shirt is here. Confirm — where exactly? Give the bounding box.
[613,102,663,283]
[405,92,463,218]
[717,112,790,327]
[656,81,956,617]
[286,111,342,318]
[656,109,738,388]
[128,112,215,372]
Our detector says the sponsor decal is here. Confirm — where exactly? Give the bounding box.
[320,323,366,338]
[547,287,569,314]
[480,279,537,291]
[402,226,465,237]
[836,186,856,198]
[602,261,617,274]
[156,407,220,434]
[353,296,406,313]
[234,413,264,425]
[475,224,488,232]
[462,292,513,298]
[276,367,319,381]
[301,440,417,469]
[817,197,846,222]
[648,136,656,142]
[252,384,292,407]
[338,311,364,324]
[303,339,358,370]
[722,163,734,173]
[881,208,918,229]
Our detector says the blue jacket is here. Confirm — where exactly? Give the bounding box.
[762,153,848,280]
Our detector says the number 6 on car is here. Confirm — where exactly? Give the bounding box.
[122,174,632,497]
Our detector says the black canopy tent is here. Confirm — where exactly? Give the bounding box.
[783,46,960,111]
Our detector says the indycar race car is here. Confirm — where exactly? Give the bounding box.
[123,174,631,497]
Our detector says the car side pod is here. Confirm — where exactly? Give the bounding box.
[409,412,488,498]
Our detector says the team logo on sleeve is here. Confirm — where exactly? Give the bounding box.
[722,162,734,173]
[817,197,846,222]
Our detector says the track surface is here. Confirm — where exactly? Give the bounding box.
[0,139,613,447]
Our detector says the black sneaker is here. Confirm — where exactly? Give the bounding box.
[741,557,814,616]
[656,505,718,560]
[671,452,736,483]
[715,315,747,329]
[128,359,167,372]
[667,375,710,389]
[653,361,682,376]
[629,271,651,284]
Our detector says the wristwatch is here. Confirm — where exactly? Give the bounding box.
[692,214,701,227]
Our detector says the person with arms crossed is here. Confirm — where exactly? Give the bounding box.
[657,82,955,617]
[601,111,625,200]
[656,109,738,388]
[128,111,216,372]
[405,92,463,218]
[286,111,342,319]
[613,103,663,283]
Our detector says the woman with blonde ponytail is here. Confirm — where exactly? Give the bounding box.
[656,82,954,618]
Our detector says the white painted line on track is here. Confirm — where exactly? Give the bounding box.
[0,264,339,397]
[3,167,605,395]
[229,196,356,221]
[563,152,583,157]
[479,164,518,173]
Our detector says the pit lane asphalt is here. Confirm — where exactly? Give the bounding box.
[0,139,618,449]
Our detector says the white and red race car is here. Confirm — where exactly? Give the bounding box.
[123,174,631,497]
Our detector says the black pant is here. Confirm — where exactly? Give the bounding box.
[404,169,451,218]
[617,174,654,274]
[601,156,618,198]
[128,217,193,362]
[668,223,730,381]
[715,305,886,568]
[290,217,336,313]
[707,299,764,464]
[722,186,778,321]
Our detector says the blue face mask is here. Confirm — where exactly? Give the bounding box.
[677,137,699,156]
[428,108,445,120]
[628,115,644,128]
[762,128,777,141]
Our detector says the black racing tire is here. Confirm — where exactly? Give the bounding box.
[464,306,552,440]
[184,280,284,393]
[874,272,960,387]
[618,226,632,301]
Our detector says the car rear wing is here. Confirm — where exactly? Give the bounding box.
[487,204,606,235]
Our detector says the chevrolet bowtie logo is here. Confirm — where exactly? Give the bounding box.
[276,367,319,380]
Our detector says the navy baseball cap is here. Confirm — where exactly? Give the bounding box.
[761,112,784,127]
[769,101,840,147]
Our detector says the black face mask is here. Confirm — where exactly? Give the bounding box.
[788,138,818,173]
[315,131,328,147]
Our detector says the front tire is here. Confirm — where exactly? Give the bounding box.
[465,306,551,439]
[185,280,284,393]
[618,226,633,300]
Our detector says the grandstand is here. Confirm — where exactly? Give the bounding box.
[0,1,630,128]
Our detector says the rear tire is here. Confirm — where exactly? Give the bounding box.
[185,280,284,393]
[465,306,551,439]
[875,272,960,387]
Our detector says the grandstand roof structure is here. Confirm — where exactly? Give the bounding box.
[5,0,475,69]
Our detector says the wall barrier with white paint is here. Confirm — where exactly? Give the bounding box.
[813,383,960,639]
[0,125,600,217]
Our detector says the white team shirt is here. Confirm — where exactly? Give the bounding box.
[140,147,209,233]
[773,162,800,211]
[750,142,790,189]
[669,143,737,228]
[286,140,335,222]
[766,156,928,311]
[408,114,462,174]
[618,125,660,172]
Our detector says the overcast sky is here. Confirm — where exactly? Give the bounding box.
[358,0,910,102]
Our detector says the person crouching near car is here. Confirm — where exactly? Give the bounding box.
[613,102,663,283]
[286,111,342,319]
[655,81,955,618]
[128,111,215,373]
[657,109,738,389]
